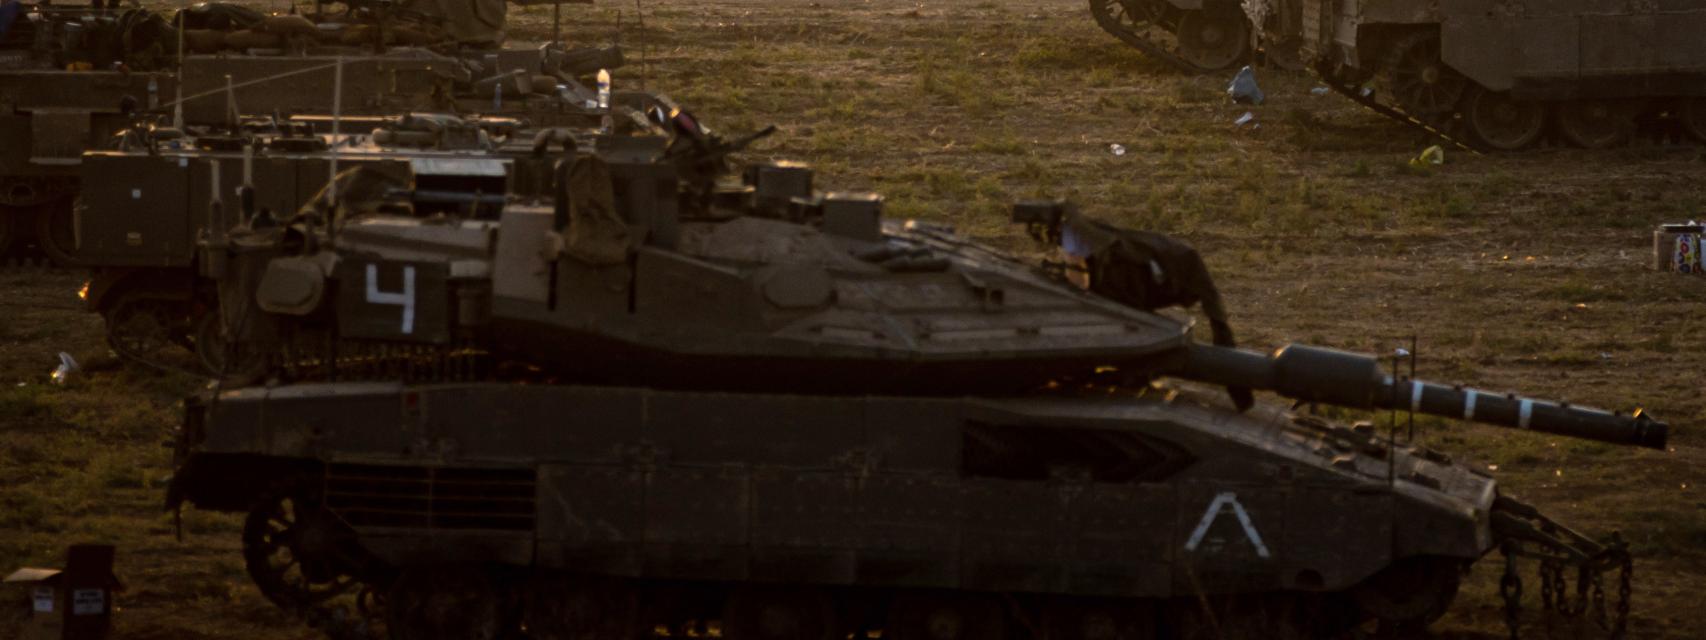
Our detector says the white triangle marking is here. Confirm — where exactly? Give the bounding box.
[1184,491,1271,558]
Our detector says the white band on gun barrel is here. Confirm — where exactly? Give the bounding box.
[1411,381,1424,414]
[1463,389,1478,421]
[1519,399,1533,429]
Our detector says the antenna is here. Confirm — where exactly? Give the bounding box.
[613,9,622,60]
[172,0,184,129]
[1408,335,1418,443]
[551,0,562,48]
[208,159,222,232]
[1388,346,1399,487]
[634,0,648,91]
[224,74,238,130]
[327,56,344,237]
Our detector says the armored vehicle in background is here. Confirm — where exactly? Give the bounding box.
[1253,0,1706,149]
[166,113,1662,640]
[0,0,619,264]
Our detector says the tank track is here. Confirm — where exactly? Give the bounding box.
[1087,0,1249,74]
[1312,60,1484,154]
[232,493,1638,640]
[1314,58,1706,152]
[254,566,1379,640]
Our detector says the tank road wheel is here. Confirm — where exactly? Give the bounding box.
[1463,87,1546,150]
[33,198,79,267]
[523,576,640,640]
[1382,31,1467,123]
[1042,598,1156,640]
[886,593,1007,640]
[1350,557,1462,634]
[106,296,180,362]
[1175,8,1250,73]
[723,587,838,640]
[1556,100,1636,149]
[1679,97,1706,143]
[242,481,362,610]
[386,567,503,640]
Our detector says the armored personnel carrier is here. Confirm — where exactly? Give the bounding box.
[1255,0,1706,150]
[0,0,619,264]
[166,115,1663,640]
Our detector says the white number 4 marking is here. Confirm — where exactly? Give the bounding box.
[365,264,416,334]
[1184,491,1271,558]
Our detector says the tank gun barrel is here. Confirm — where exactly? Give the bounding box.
[1178,344,1668,450]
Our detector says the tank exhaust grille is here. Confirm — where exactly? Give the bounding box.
[324,464,536,531]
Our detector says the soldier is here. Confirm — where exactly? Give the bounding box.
[1040,204,1253,410]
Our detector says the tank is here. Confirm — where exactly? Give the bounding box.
[165,117,1663,640]
[0,0,621,264]
[1260,0,1706,150]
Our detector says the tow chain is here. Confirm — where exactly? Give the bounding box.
[1499,544,1522,640]
[1617,553,1632,637]
[1310,60,1484,155]
[1492,497,1634,640]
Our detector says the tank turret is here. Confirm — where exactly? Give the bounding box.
[185,117,1672,459]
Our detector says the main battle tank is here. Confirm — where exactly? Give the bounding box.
[1251,0,1706,150]
[0,0,620,264]
[166,114,1664,640]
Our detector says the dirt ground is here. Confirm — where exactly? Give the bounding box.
[1,0,1702,638]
